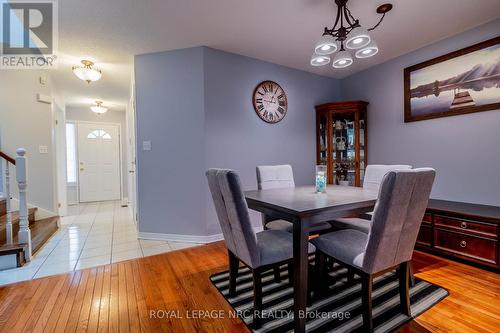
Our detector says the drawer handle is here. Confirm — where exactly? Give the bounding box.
[460,222,467,229]
[460,240,467,248]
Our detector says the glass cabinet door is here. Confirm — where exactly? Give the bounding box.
[318,113,328,166]
[332,112,356,186]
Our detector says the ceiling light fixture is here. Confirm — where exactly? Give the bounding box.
[311,54,331,66]
[72,60,102,83]
[90,101,108,114]
[311,0,392,69]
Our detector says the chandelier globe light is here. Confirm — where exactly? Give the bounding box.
[332,50,353,68]
[90,101,108,114]
[311,54,331,66]
[314,35,338,55]
[355,40,379,58]
[311,0,392,69]
[72,60,102,83]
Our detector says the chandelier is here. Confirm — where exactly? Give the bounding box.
[90,101,108,114]
[72,60,102,83]
[311,0,392,69]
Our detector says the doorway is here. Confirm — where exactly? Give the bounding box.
[77,122,121,202]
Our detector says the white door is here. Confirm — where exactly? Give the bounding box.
[78,123,121,202]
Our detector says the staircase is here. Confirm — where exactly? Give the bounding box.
[0,149,59,269]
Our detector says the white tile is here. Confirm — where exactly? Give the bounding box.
[142,243,172,257]
[44,251,81,263]
[80,246,112,259]
[0,267,38,286]
[139,239,168,248]
[34,262,77,278]
[75,254,111,270]
[112,248,143,263]
[112,241,141,252]
[168,242,202,251]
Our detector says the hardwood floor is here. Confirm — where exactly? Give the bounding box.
[0,241,498,332]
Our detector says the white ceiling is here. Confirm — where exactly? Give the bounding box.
[54,0,500,110]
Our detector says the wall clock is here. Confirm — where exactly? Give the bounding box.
[252,81,288,123]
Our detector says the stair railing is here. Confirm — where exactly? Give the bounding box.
[0,151,15,245]
[1,149,32,261]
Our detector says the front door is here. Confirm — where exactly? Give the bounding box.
[77,123,121,202]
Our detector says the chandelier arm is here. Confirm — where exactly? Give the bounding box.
[343,5,357,28]
[331,2,342,32]
[368,12,386,31]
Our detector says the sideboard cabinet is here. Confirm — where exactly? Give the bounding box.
[315,101,368,186]
[417,199,500,271]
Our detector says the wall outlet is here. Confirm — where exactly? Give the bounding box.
[142,141,152,151]
[39,145,48,154]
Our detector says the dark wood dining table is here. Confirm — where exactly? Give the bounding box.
[245,185,378,332]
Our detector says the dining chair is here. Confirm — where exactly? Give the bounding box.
[311,168,436,332]
[256,164,331,233]
[331,164,412,233]
[206,168,313,328]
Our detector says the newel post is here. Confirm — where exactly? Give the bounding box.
[16,148,31,261]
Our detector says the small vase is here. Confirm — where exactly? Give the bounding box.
[315,165,327,193]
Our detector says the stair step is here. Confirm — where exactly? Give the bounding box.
[0,198,5,217]
[0,208,37,245]
[0,244,26,267]
[29,216,59,254]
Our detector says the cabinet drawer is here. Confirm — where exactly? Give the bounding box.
[417,224,433,247]
[422,213,432,223]
[434,215,498,238]
[434,229,497,264]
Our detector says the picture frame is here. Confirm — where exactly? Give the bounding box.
[404,36,500,123]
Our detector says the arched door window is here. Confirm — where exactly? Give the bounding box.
[87,129,112,140]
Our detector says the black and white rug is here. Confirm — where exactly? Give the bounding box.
[210,259,448,333]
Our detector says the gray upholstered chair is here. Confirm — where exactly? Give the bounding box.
[207,168,312,328]
[332,164,412,233]
[311,168,435,332]
[256,164,331,233]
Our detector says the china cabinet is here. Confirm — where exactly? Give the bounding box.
[315,101,368,186]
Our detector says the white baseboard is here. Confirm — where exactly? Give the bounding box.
[9,198,57,219]
[138,225,264,244]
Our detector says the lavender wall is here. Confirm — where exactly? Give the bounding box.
[341,19,500,206]
[203,47,341,233]
[135,47,341,236]
[135,47,206,235]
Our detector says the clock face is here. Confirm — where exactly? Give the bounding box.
[253,81,288,123]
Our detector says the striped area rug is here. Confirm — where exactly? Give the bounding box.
[210,258,448,333]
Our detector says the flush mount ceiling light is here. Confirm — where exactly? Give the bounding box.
[311,0,392,69]
[90,101,108,114]
[72,60,102,83]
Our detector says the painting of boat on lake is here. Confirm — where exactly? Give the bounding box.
[404,37,500,122]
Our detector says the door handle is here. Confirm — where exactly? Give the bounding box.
[129,170,135,173]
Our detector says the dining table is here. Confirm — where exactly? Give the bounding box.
[244,185,378,332]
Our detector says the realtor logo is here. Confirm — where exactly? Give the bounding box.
[1,0,58,69]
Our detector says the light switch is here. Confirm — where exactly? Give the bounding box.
[142,141,151,151]
[39,145,48,154]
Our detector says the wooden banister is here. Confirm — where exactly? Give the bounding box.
[0,151,15,165]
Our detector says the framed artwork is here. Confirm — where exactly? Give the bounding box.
[404,36,500,122]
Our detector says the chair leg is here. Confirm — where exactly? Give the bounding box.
[252,268,263,329]
[399,262,411,316]
[228,250,239,297]
[347,268,355,284]
[361,273,374,333]
[274,266,282,283]
[288,262,293,284]
[408,260,415,287]
[314,251,327,300]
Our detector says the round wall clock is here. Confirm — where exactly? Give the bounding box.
[252,80,288,123]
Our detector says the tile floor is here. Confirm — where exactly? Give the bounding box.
[0,201,202,286]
